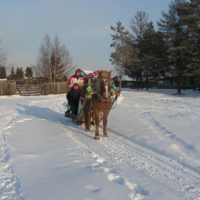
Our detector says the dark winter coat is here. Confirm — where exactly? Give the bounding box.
[67,88,81,106]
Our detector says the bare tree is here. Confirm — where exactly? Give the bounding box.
[0,40,7,76]
[52,35,60,82]
[33,34,52,82]
[58,44,74,79]
[52,35,74,81]
[0,40,7,65]
[33,34,74,81]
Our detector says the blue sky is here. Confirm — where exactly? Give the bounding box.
[0,0,173,75]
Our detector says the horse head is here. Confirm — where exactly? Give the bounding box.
[97,70,112,99]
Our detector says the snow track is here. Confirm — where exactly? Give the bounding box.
[59,118,200,200]
[0,110,24,200]
[1,90,200,200]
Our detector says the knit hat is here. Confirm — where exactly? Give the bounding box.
[73,83,79,92]
[75,69,81,73]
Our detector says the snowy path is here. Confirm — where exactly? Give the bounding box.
[1,89,200,199]
[59,113,200,200]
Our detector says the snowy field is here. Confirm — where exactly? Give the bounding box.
[1,89,200,200]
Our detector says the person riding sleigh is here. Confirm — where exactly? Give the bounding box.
[65,69,84,116]
[68,69,84,90]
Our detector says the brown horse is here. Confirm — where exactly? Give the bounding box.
[81,71,112,140]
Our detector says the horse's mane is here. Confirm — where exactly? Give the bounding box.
[94,71,111,95]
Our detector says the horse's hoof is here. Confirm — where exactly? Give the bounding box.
[104,134,109,138]
[94,136,100,140]
[86,129,90,132]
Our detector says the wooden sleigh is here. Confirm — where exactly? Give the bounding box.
[65,91,118,126]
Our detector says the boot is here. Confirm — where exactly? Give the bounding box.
[65,110,71,117]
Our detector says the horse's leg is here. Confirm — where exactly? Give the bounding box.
[91,112,95,125]
[103,110,110,137]
[84,108,89,132]
[94,110,100,140]
[87,111,91,131]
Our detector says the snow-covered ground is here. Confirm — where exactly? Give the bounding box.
[1,89,200,200]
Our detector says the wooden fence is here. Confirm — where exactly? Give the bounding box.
[41,82,69,95]
[0,81,16,95]
[0,81,68,96]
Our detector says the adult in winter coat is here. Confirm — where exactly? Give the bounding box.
[66,83,81,116]
[68,69,84,90]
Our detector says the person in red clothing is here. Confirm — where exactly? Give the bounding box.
[68,69,84,90]
[66,83,81,116]
[65,69,84,116]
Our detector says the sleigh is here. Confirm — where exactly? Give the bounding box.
[65,90,118,126]
[64,93,90,125]
[65,70,120,140]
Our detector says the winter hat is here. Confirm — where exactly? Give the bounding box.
[73,83,79,92]
[75,69,81,73]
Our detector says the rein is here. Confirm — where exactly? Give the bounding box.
[82,74,118,112]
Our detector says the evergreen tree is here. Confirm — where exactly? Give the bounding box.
[0,66,6,78]
[15,67,24,80]
[130,11,149,89]
[110,21,133,91]
[158,0,188,94]
[142,22,169,90]
[25,67,33,77]
[9,66,15,80]
[177,0,200,90]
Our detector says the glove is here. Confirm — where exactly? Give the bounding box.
[86,92,92,99]
[86,91,96,99]
[114,88,120,96]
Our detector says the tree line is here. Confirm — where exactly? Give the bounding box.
[110,0,200,94]
[6,66,33,80]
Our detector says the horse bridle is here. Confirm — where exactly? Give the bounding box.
[100,76,112,100]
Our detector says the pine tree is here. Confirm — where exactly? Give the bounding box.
[177,0,200,90]
[158,0,188,94]
[110,21,132,91]
[142,22,169,90]
[9,66,15,80]
[15,67,24,80]
[25,67,33,77]
[130,11,149,89]
[0,66,6,78]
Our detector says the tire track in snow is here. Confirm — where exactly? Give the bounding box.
[59,119,200,200]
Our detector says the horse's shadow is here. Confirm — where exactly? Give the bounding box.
[16,103,94,139]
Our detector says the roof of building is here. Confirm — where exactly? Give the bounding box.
[0,78,7,82]
[83,70,93,74]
